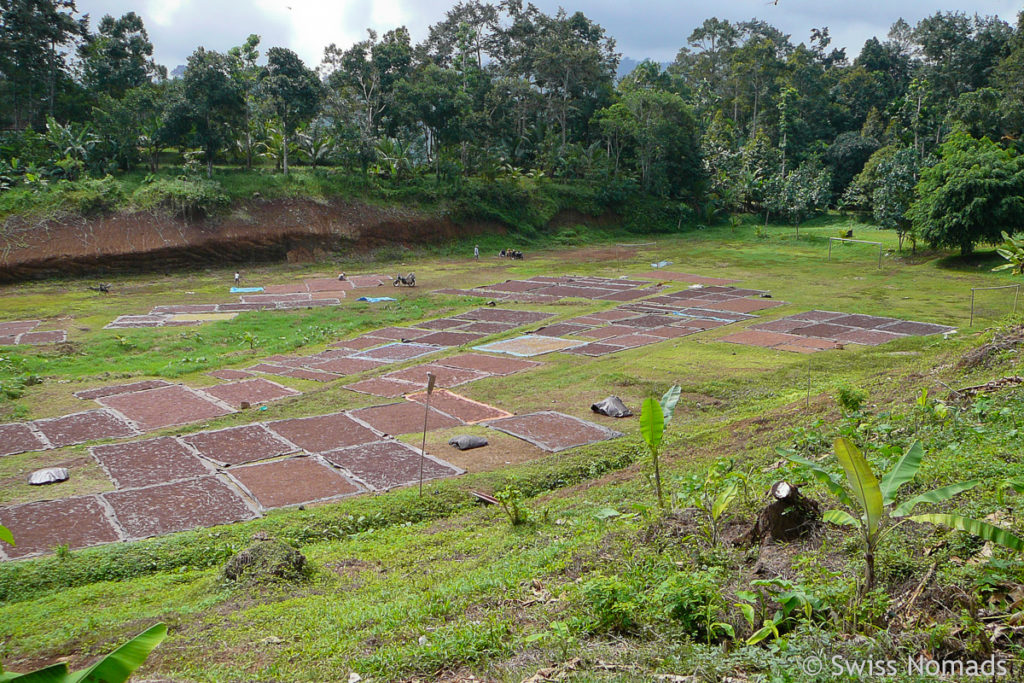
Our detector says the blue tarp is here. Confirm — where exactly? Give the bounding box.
[230,287,264,293]
[356,296,396,303]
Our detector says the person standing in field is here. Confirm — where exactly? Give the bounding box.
[474,245,479,259]
[234,272,241,285]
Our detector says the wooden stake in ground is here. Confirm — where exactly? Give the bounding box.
[419,372,436,496]
[806,357,811,408]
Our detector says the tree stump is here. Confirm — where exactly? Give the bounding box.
[736,481,821,546]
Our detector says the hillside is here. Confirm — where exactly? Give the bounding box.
[1,220,1023,681]
[0,173,637,282]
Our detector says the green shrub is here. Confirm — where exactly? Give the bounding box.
[836,383,869,414]
[131,177,229,220]
[622,197,695,233]
[493,486,529,526]
[581,574,641,632]
[657,570,730,641]
[56,175,125,216]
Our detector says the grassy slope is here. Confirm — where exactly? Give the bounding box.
[2,216,1024,680]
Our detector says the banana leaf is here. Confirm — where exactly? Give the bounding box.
[639,397,665,452]
[781,449,854,508]
[659,385,682,423]
[910,513,1024,552]
[1003,476,1024,495]
[712,481,739,520]
[67,623,167,683]
[892,480,979,518]
[834,438,883,535]
[0,664,69,682]
[824,509,859,527]
[879,441,923,506]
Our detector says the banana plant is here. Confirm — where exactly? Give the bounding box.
[639,385,681,509]
[0,623,166,682]
[992,231,1024,275]
[785,439,1024,592]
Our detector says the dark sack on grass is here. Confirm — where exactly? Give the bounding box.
[591,396,632,418]
[449,435,489,450]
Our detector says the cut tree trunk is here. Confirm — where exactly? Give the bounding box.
[735,481,821,546]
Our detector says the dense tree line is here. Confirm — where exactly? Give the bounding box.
[3,1,1024,252]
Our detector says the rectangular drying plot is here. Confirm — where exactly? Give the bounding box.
[474,335,586,357]
[103,476,257,539]
[183,424,300,466]
[486,411,623,452]
[227,456,363,510]
[321,440,462,491]
[98,385,234,431]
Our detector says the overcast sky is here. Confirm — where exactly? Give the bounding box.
[75,0,1023,70]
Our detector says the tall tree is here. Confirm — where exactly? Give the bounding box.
[260,47,321,175]
[227,34,262,170]
[321,28,412,140]
[181,47,244,177]
[418,0,498,68]
[0,0,84,128]
[79,12,163,99]
[594,78,702,197]
[909,132,1024,255]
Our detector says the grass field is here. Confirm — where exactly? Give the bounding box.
[2,215,1024,681]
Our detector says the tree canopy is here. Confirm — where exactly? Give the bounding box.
[2,3,1024,243]
[909,132,1024,255]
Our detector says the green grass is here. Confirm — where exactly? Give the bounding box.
[3,216,1024,680]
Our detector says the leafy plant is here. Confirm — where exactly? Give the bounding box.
[836,384,868,415]
[658,570,734,643]
[0,622,166,682]
[581,574,641,633]
[915,388,950,424]
[493,486,529,526]
[114,335,136,350]
[736,577,823,645]
[240,331,260,351]
[677,458,748,546]
[639,385,681,509]
[992,230,1024,275]
[523,620,576,659]
[786,438,1024,592]
[0,524,12,547]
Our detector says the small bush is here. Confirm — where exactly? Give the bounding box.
[493,486,529,526]
[622,197,695,234]
[57,176,125,216]
[131,177,230,220]
[657,570,727,640]
[836,383,869,414]
[581,574,641,632]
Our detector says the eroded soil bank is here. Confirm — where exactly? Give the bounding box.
[0,199,613,282]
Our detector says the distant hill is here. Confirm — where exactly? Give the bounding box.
[616,56,673,80]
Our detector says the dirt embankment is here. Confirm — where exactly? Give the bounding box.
[0,199,616,282]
